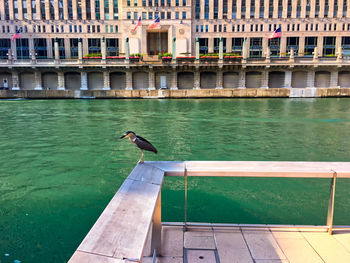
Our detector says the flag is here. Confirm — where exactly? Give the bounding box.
[11,28,22,42]
[132,17,141,33]
[148,17,160,29]
[268,26,282,39]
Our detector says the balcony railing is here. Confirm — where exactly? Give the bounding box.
[69,161,350,263]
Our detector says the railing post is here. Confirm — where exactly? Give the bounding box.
[184,166,188,228]
[151,191,161,256]
[327,171,337,235]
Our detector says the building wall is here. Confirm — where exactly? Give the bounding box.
[1,0,349,59]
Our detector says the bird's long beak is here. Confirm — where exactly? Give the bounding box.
[120,134,126,139]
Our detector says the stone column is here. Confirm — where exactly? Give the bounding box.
[284,70,292,88]
[208,38,214,53]
[64,38,70,59]
[80,72,88,90]
[11,39,17,60]
[313,47,319,63]
[34,71,43,90]
[148,69,156,90]
[330,71,339,88]
[226,38,232,53]
[195,37,200,61]
[219,37,223,61]
[126,37,130,62]
[261,71,269,88]
[82,38,88,56]
[172,37,176,61]
[101,37,106,61]
[170,68,178,90]
[78,39,83,61]
[317,36,324,57]
[299,36,305,57]
[54,39,60,60]
[57,71,65,90]
[216,69,223,89]
[103,71,111,90]
[12,71,20,90]
[238,70,246,89]
[307,71,315,88]
[280,36,287,57]
[125,71,133,90]
[47,38,53,58]
[193,70,200,89]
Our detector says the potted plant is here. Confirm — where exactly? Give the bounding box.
[129,53,141,62]
[200,53,219,62]
[176,53,196,62]
[223,53,242,62]
[83,53,102,59]
[159,53,172,62]
[107,52,126,60]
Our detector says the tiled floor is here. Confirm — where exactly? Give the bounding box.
[143,226,350,263]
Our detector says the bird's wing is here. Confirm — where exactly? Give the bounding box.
[135,136,158,153]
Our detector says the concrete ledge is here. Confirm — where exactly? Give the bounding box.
[0,88,349,99]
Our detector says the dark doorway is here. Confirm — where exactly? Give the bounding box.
[147,32,168,55]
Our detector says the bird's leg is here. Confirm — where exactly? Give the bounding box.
[138,150,144,164]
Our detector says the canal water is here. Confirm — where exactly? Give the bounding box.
[0,98,350,262]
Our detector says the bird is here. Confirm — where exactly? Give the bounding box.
[120,131,158,163]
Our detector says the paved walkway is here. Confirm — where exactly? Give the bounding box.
[143,226,350,263]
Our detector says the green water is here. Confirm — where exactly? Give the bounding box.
[0,98,350,262]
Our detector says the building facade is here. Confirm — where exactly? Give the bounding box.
[0,0,350,92]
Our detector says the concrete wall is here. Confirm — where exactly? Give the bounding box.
[2,88,350,99]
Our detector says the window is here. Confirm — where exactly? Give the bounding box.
[250,38,263,57]
[199,38,208,54]
[167,12,171,19]
[106,38,119,56]
[176,0,179,6]
[195,0,200,19]
[200,25,203,32]
[127,12,131,19]
[182,12,186,19]
[214,0,218,19]
[161,12,165,19]
[196,25,199,32]
[115,25,118,32]
[134,0,137,6]
[142,12,147,19]
[0,39,11,59]
[149,12,153,19]
[113,0,118,19]
[206,25,209,32]
[70,39,79,58]
[175,12,179,19]
[88,38,101,54]
[232,38,243,55]
[214,38,226,52]
[134,12,138,19]
[34,38,47,59]
[323,36,336,56]
[268,38,280,57]
[232,0,237,19]
[95,0,100,19]
[205,0,209,19]
[304,37,317,56]
[104,0,109,19]
[241,0,246,18]
[214,25,217,32]
[287,37,299,55]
